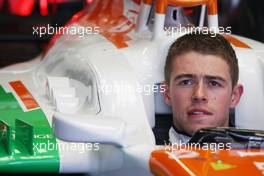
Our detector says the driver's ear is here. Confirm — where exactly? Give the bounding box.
[161,81,172,106]
[230,84,243,108]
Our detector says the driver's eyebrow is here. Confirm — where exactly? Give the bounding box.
[173,74,227,83]
[173,74,194,82]
[205,75,227,83]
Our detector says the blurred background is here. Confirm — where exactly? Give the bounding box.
[0,0,263,68]
[0,0,89,68]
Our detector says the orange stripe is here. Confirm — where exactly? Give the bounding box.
[223,34,251,48]
[143,0,153,5]
[9,80,39,110]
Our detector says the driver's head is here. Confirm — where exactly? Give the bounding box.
[163,32,243,136]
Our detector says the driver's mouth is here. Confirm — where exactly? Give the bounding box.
[187,108,213,118]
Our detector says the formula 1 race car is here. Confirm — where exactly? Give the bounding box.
[0,0,264,175]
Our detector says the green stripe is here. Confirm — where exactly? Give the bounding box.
[0,83,59,173]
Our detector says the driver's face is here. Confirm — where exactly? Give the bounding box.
[164,51,243,135]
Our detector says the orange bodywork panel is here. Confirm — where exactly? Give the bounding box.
[150,148,264,176]
[79,0,136,48]
[155,0,217,15]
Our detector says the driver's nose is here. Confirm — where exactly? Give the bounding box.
[191,81,208,103]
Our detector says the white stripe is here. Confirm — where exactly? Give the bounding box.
[167,151,196,176]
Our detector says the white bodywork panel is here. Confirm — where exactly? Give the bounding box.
[0,0,264,175]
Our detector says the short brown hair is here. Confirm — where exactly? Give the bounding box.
[164,33,239,87]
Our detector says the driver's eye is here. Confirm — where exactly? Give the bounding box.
[208,80,221,87]
[179,79,193,86]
